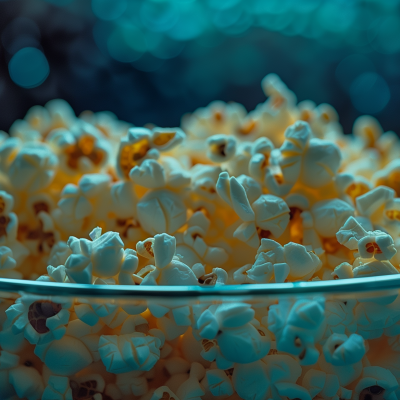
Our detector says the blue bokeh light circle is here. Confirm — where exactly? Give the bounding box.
[350,72,390,114]
[8,47,50,89]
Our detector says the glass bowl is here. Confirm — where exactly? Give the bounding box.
[1,276,400,400]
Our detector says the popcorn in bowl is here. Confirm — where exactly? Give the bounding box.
[0,74,400,399]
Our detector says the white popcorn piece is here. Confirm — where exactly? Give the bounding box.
[217,172,290,248]
[353,366,398,400]
[358,233,397,262]
[34,335,93,376]
[336,216,369,251]
[42,375,73,400]
[331,262,354,279]
[99,332,162,373]
[47,240,72,268]
[65,227,135,282]
[335,173,372,205]
[129,159,166,188]
[156,314,188,340]
[311,199,355,238]
[175,225,228,269]
[323,333,365,366]
[57,173,111,220]
[0,246,18,278]
[47,122,109,175]
[206,134,237,163]
[268,297,325,365]
[137,189,187,236]
[117,127,184,180]
[37,265,69,283]
[248,137,275,181]
[353,259,399,278]
[8,365,44,400]
[151,127,185,151]
[136,233,198,286]
[353,115,383,148]
[250,239,321,282]
[232,355,303,400]
[5,294,71,346]
[195,303,270,365]
[205,369,234,398]
[7,143,58,193]
[356,186,396,218]
[173,363,205,400]
[372,159,400,197]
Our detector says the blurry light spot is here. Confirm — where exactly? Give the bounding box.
[335,54,376,92]
[369,16,400,54]
[8,47,50,89]
[107,28,143,62]
[207,0,241,11]
[317,2,355,33]
[92,0,127,21]
[131,53,165,72]
[213,7,242,29]
[150,37,185,59]
[92,20,114,56]
[223,11,253,36]
[140,1,179,33]
[292,0,319,14]
[350,72,390,114]
[122,25,147,53]
[168,6,206,41]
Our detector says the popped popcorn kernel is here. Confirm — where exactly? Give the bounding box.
[1,73,400,400]
[120,138,151,178]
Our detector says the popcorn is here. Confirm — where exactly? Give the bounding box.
[64,227,136,283]
[47,122,109,176]
[206,134,237,163]
[135,233,198,286]
[116,127,185,180]
[99,332,163,373]
[268,297,325,365]
[0,246,20,279]
[4,294,71,346]
[42,376,73,400]
[6,143,58,193]
[232,355,305,400]
[322,333,366,366]
[217,172,290,248]
[137,189,187,236]
[353,367,398,400]
[250,239,322,282]
[2,74,400,399]
[35,335,93,376]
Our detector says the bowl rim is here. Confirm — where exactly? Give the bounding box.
[0,275,399,297]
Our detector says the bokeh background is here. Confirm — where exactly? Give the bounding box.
[1,0,400,134]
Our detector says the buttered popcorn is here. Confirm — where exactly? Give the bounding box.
[1,75,400,400]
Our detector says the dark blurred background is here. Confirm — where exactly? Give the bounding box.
[1,0,400,134]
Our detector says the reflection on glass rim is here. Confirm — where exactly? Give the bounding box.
[0,275,399,297]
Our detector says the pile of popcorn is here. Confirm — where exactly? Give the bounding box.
[1,74,400,399]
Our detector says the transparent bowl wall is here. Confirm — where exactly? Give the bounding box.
[1,276,400,400]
